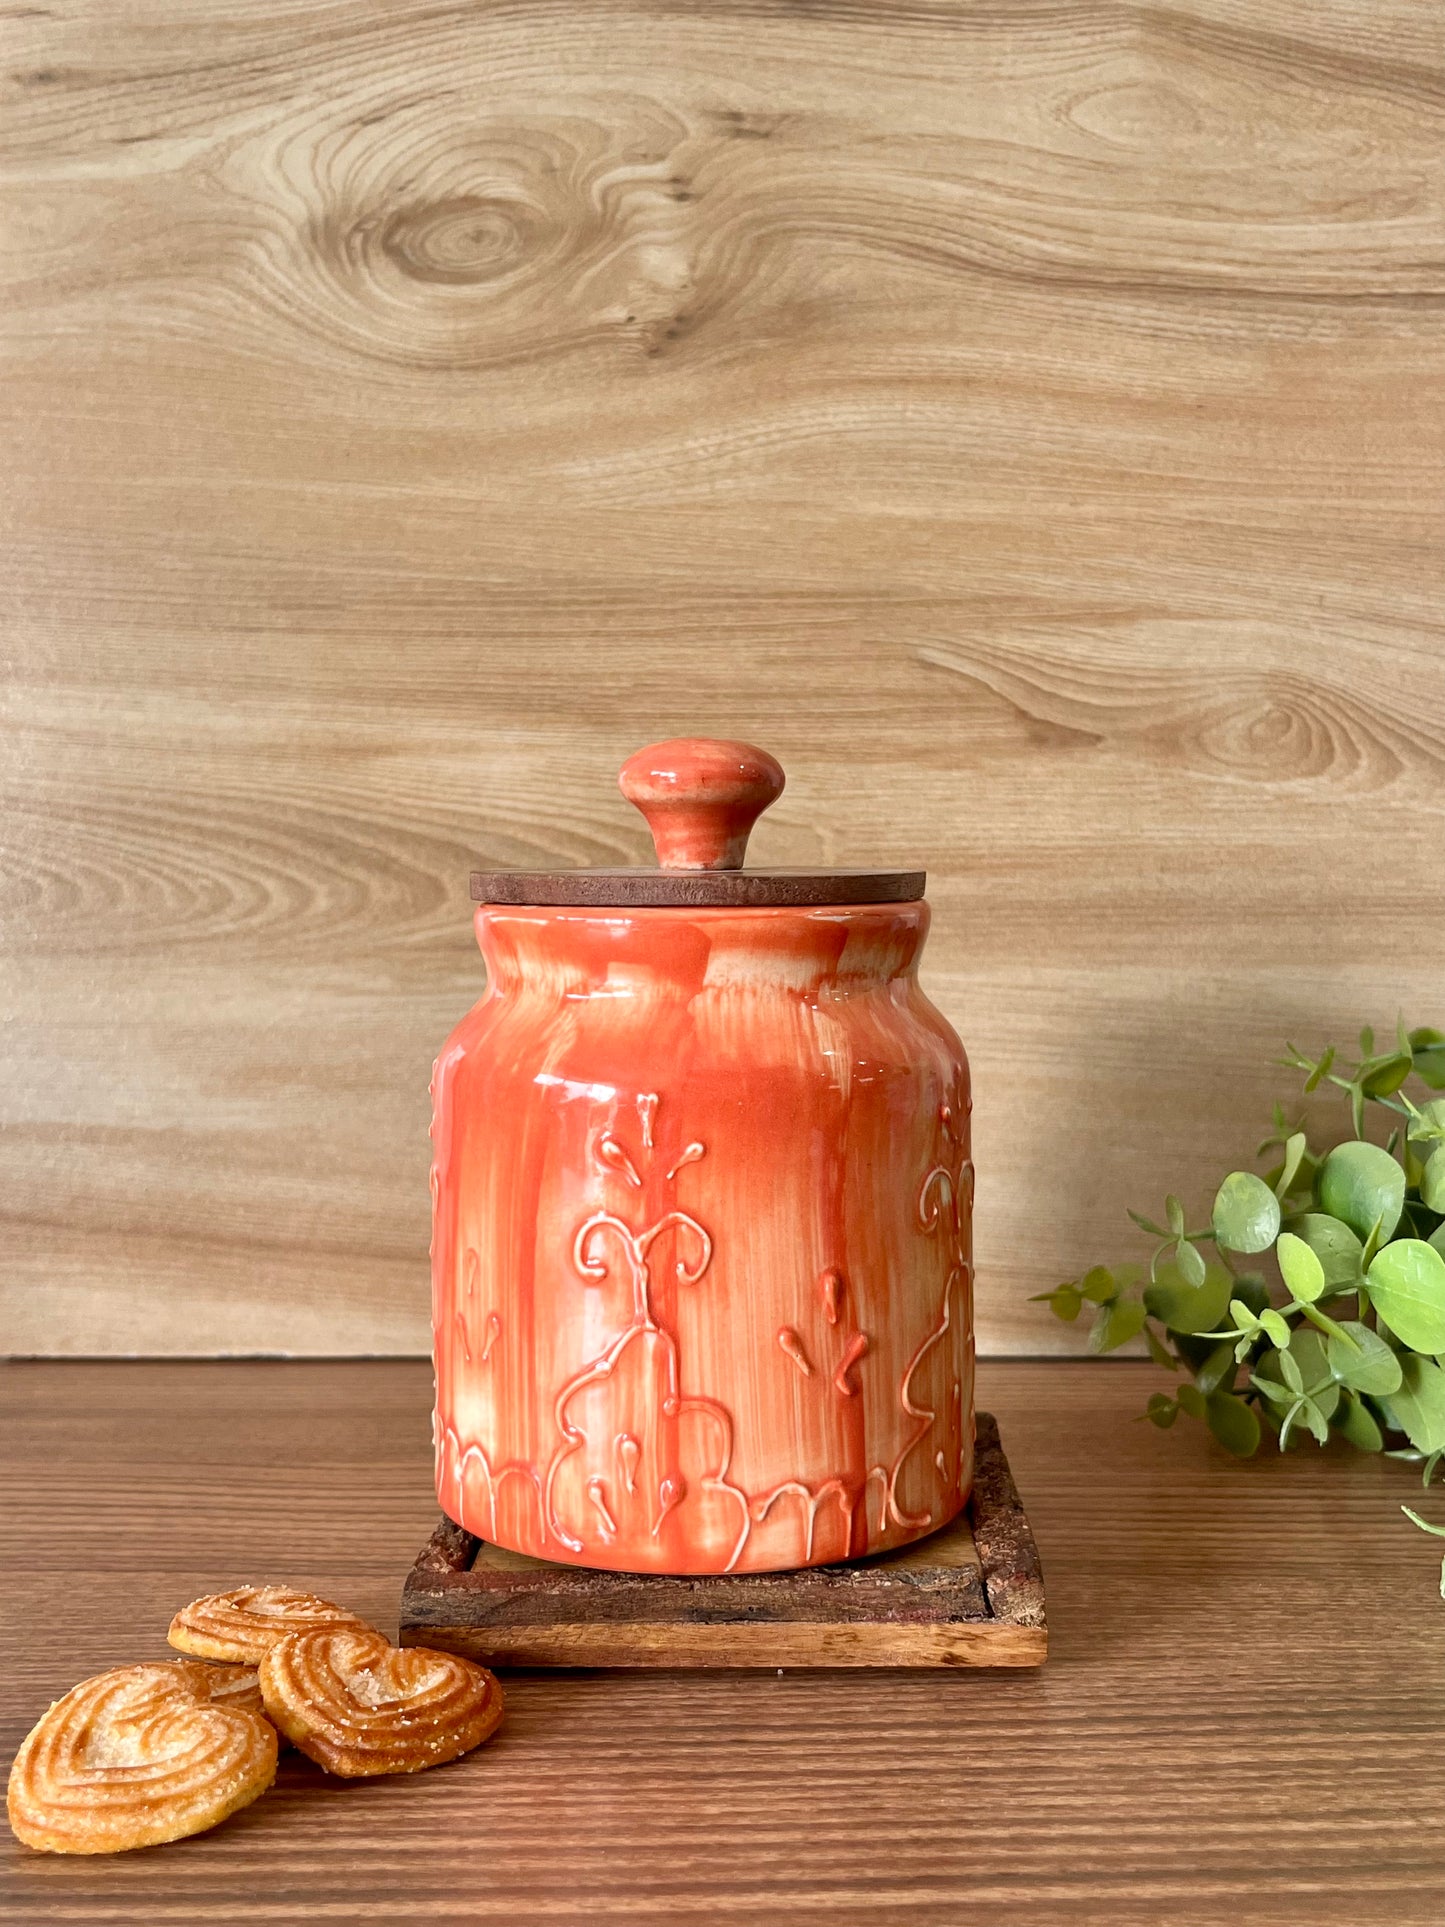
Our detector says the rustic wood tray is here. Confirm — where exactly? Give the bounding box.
[399,1412,1045,1669]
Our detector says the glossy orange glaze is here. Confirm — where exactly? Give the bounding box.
[431,899,973,1575]
[617,738,785,871]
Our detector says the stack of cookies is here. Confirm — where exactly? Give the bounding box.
[7,1586,504,1855]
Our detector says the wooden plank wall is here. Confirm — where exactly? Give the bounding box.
[3,1,1442,1356]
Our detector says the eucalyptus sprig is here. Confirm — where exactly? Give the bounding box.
[1036,1024,1445,1517]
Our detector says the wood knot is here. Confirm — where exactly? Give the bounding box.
[378,195,542,288]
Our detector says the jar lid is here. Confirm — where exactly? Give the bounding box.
[470,738,925,908]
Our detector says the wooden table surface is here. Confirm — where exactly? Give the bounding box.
[5,1358,1444,1924]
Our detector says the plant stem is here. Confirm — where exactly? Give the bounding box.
[1296,1301,1359,1348]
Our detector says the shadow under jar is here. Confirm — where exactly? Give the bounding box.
[430,738,973,1575]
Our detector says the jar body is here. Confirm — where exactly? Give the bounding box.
[431,901,972,1575]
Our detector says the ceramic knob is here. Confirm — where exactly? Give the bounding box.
[619,738,786,871]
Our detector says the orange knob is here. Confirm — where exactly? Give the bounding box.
[619,738,785,871]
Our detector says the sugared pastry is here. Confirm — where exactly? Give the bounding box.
[7,1661,277,1854]
[177,1659,290,1742]
[259,1627,503,1777]
[168,1585,372,1665]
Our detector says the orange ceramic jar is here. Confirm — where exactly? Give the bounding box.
[431,740,972,1574]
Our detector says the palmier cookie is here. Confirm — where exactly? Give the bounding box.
[174,1659,292,1746]
[168,1585,372,1665]
[259,1627,503,1777]
[7,1661,277,1855]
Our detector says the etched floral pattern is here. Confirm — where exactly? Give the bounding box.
[888,1098,975,1531]
[543,1094,752,1570]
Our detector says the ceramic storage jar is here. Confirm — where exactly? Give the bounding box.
[431,738,972,1574]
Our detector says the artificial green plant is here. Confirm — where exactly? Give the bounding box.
[1038,1024,1445,1508]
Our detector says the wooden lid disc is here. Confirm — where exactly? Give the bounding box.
[469,867,926,908]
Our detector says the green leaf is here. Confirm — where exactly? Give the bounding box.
[1276,1231,1326,1305]
[1360,1025,1376,1058]
[1127,1209,1165,1237]
[1362,1052,1413,1098]
[1367,1239,1445,1353]
[1259,1308,1293,1349]
[1300,1398,1331,1445]
[1319,1141,1405,1243]
[1212,1172,1282,1254]
[1390,1356,1445,1455]
[1423,1149,1445,1216]
[1410,1027,1445,1091]
[1250,1371,1294,1408]
[1278,1346,1305,1395]
[1175,1383,1206,1421]
[1144,1392,1178,1429]
[1089,1296,1147,1354]
[1287,1324,1327,1379]
[1165,1195,1185,1237]
[1174,1238,1207,1288]
[1274,1131,1308,1200]
[1288,1328,1338,1418]
[1206,1391,1261,1458]
[1326,1322,1403,1396]
[1360,1210,1391,1272]
[1408,1100,1445,1145]
[1305,1045,1335,1093]
[1079,1266,1116,1304]
[1282,1212,1364,1290]
[1195,1343,1235,1397]
[1033,1282,1084,1321]
[1335,1390,1384,1453]
[1144,1259,1234,1335]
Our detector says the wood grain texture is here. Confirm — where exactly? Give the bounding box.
[6,1358,1445,1922]
[2,1,1442,1356]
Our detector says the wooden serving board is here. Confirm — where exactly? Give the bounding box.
[399,1412,1045,1669]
